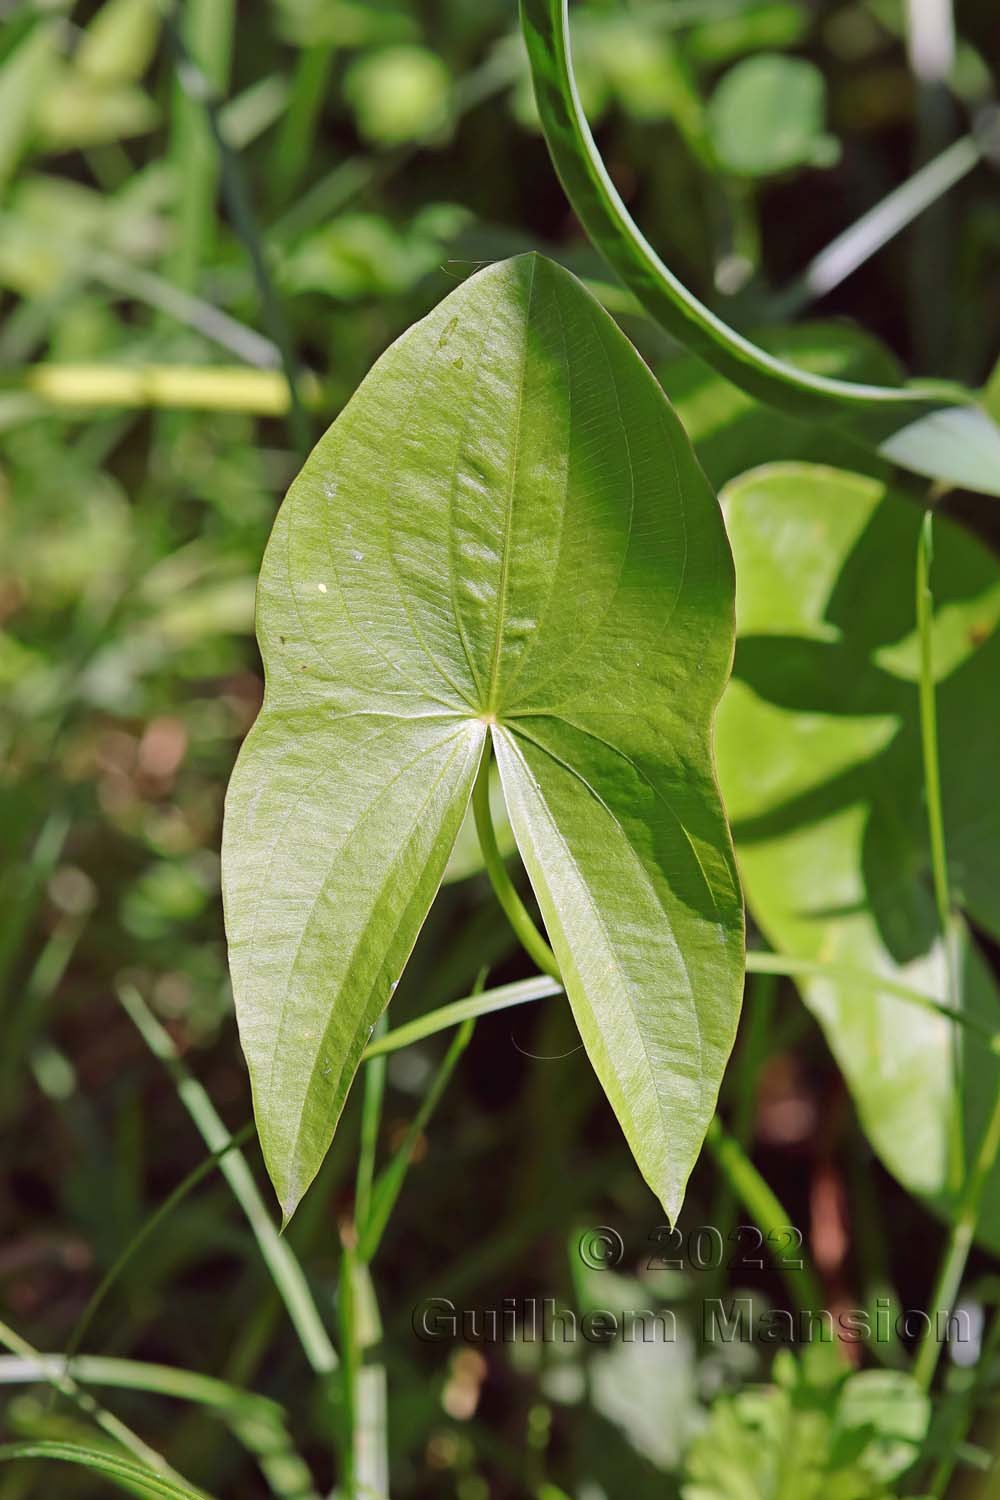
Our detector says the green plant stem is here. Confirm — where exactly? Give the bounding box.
[706,970,776,1297]
[164,8,309,454]
[363,959,999,1066]
[914,1085,1000,1392]
[355,1018,387,1233]
[0,1442,212,1500]
[64,1124,255,1369]
[167,0,235,292]
[362,975,563,1061]
[0,1320,195,1491]
[473,745,560,981]
[703,1118,826,1319]
[917,511,954,946]
[0,1354,316,1500]
[916,508,964,1193]
[272,43,335,199]
[116,984,338,1376]
[358,1017,476,1264]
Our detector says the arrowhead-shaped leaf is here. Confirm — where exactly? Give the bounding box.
[223,253,744,1221]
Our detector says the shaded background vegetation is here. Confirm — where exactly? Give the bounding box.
[2,0,1000,1495]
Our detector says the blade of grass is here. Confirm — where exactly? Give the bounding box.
[0,812,69,1018]
[363,958,998,1065]
[361,975,563,1061]
[916,509,964,1192]
[166,0,235,293]
[336,1248,387,1500]
[164,10,308,453]
[116,983,338,1375]
[355,1017,387,1234]
[271,43,335,202]
[358,1016,476,1265]
[702,1118,828,1319]
[0,1322,201,1493]
[705,968,777,1301]
[914,1088,1000,1391]
[63,1124,255,1367]
[745,950,998,1051]
[774,135,981,316]
[0,1357,318,1500]
[0,1442,212,1500]
[0,909,89,1114]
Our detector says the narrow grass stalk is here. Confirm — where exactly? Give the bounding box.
[774,134,979,315]
[0,1355,317,1500]
[358,1017,476,1264]
[116,984,338,1375]
[0,812,69,1016]
[271,43,335,200]
[0,1320,196,1491]
[164,13,308,453]
[706,970,777,1299]
[0,1441,212,1500]
[702,1119,827,1319]
[365,958,994,1065]
[64,1124,254,1367]
[473,745,561,981]
[914,1087,1000,1392]
[336,1249,388,1500]
[167,0,235,293]
[916,509,964,1192]
[355,1017,388,1234]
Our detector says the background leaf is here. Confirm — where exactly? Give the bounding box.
[715,462,1000,1240]
[223,252,743,1221]
[707,54,839,178]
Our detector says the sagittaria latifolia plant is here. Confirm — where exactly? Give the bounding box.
[222,251,746,1224]
[223,0,1000,1252]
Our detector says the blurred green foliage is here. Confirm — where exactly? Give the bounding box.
[2,0,1000,1496]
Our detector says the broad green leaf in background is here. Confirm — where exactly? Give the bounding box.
[0,20,59,193]
[343,45,452,146]
[222,253,744,1221]
[716,463,1000,1242]
[681,1350,930,1500]
[521,0,1000,493]
[707,54,839,178]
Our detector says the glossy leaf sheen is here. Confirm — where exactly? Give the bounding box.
[223,254,744,1220]
[716,464,1000,1240]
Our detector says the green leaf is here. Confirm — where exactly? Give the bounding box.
[520,0,1000,479]
[879,405,1000,499]
[715,462,1000,1241]
[343,45,452,146]
[707,54,839,178]
[681,1353,929,1500]
[0,20,59,192]
[0,1442,212,1500]
[223,253,744,1221]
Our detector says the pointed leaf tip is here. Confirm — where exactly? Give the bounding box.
[224,254,743,1218]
